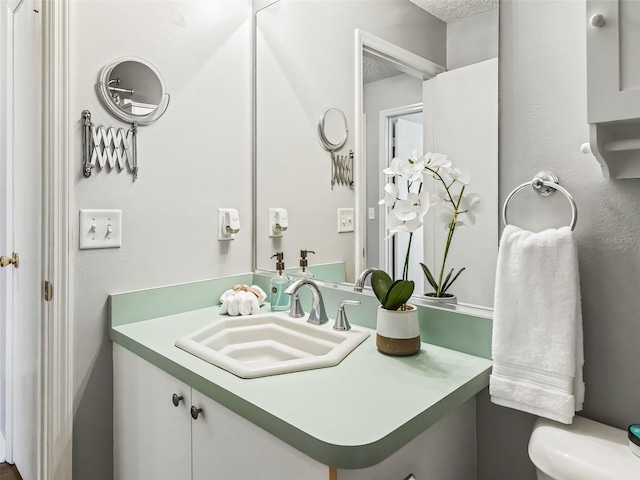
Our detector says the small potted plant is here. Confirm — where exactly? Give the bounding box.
[370,270,419,356]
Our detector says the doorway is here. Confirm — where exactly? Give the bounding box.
[1,1,42,478]
[383,109,424,294]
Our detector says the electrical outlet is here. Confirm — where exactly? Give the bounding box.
[337,208,354,233]
[79,209,122,249]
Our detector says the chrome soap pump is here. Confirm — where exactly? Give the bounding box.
[269,252,291,311]
[296,249,315,278]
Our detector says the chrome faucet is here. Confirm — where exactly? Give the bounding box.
[354,267,378,292]
[284,278,329,325]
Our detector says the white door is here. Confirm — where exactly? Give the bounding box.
[390,115,424,294]
[1,1,43,478]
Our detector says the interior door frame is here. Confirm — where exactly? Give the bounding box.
[378,103,424,273]
[354,29,444,275]
[1,0,72,478]
[42,0,73,478]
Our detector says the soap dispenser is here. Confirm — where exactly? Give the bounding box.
[269,252,291,311]
[296,250,316,278]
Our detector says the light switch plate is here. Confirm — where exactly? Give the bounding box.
[79,209,122,249]
[337,208,354,233]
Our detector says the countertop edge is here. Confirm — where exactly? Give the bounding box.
[109,327,491,469]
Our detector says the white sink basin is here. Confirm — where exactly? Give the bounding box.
[175,312,370,378]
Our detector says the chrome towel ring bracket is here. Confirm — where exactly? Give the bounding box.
[502,170,578,231]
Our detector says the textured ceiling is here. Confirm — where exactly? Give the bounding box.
[363,55,403,84]
[409,0,498,23]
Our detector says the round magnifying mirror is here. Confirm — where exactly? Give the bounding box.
[318,106,348,152]
[96,57,170,125]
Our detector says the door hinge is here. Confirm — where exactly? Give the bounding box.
[44,281,53,301]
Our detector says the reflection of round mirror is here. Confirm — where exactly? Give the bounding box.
[96,56,170,125]
[318,106,348,152]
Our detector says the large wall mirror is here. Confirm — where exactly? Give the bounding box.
[255,0,498,309]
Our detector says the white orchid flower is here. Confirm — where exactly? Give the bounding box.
[378,182,399,206]
[456,193,481,226]
[436,193,481,228]
[436,204,463,230]
[383,157,412,178]
[424,152,452,169]
[383,156,421,181]
[445,166,471,185]
[392,190,433,223]
[386,209,424,236]
[383,157,403,176]
[385,210,409,236]
[407,158,425,182]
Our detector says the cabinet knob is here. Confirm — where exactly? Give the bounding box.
[172,393,184,407]
[590,13,605,27]
[191,406,203,420]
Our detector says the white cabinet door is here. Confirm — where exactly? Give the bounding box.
[113,345,192,480]
[587,0,640,123]
[191,388,329,480]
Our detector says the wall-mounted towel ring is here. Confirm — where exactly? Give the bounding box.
[502,171,578,231]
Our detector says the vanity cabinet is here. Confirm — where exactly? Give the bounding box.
[586,0,640,178]
[113,344,328,480]
[113,344,191,479]
[586,0,640,124]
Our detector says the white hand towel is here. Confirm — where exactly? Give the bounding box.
[490,225,585,424]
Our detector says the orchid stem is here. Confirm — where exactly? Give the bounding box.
[403,232,413,281]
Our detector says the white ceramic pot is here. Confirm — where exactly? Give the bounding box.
[423,293,457,304]
[375,304,420,356]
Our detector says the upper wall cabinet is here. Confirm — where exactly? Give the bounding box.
[587,0,640,178]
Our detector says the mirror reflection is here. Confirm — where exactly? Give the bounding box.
[96,57,170,125]
[256,0,498,308]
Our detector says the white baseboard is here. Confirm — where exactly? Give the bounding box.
[0,430,6,462]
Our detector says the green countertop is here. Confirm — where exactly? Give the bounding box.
[109,276,492,469]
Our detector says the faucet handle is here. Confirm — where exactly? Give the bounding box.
[334,300,360,331]
[289,293,305,318]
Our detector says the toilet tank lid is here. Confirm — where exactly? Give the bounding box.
[529,416,640,480]
[629,425,640,447]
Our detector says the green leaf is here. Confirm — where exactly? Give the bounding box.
[442,268,466,294]
[419,263,438,291]
[440,268,454,293]
[371,270,393,304]
[383,280,415,310]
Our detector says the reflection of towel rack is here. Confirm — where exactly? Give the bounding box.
[502,170,578,231]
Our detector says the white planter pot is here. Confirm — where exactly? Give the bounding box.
[423,293,457,304]
[375,304,421,356]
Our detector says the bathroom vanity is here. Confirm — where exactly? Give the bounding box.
[110,274,492,479]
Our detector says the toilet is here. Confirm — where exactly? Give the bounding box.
[529,416,639,479]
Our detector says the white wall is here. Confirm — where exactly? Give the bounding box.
[69,2,252,478]
[478,1,640,478]
[255,0,445,282]
[447,8,499,70]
